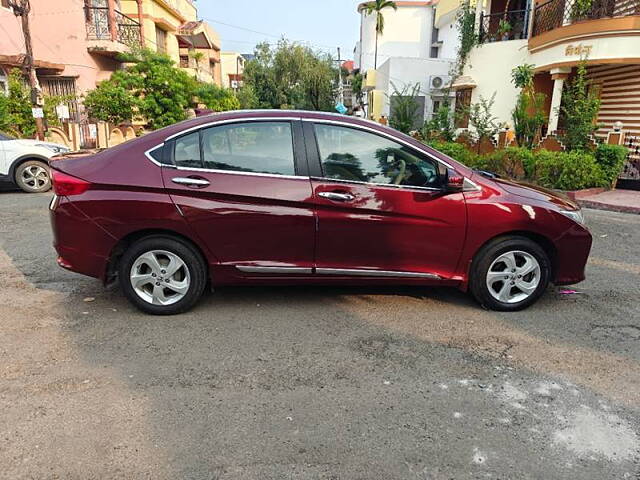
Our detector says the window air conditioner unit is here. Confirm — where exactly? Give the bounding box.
[429,75,450,90]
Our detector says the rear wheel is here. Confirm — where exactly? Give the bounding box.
[469,236,551,311]
[15,160,51,193]
[118,236,207,315]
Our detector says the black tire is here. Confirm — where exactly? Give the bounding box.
[15,160,51,193]
[469,236,551,311]
[118,236,207,315]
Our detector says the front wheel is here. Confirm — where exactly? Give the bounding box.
[15,160,51,193]
[118,236,207,315]
[469,236,551,311]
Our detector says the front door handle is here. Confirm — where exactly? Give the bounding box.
[172,177,210,188]
[318,191,355,202]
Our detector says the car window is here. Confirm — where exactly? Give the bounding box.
[201,122,296,176]
[0,132,14,141]
[174,132,202,169]
[314,124,443,188]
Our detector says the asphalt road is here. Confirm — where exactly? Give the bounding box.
[0,191,639,479]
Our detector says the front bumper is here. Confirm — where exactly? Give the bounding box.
[552,223,592,285]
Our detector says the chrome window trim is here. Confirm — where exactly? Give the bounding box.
[172,165,309,180]
[236,266,313,275]
[144,144,165,167]
[316,268,441,279]
[143,116,481,190]
[165,117,302,141]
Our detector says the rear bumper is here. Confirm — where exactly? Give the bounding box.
[50,196,116,280]
[552,224,592,286]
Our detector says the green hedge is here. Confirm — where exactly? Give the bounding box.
[426,141,628,191]
[595,144,628,187]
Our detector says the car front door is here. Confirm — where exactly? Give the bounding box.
[305,121,467,280]
[162,120,316,274]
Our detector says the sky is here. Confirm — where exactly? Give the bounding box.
[197,0,363,60]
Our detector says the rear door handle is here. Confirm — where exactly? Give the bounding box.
[318,192,355,202]
[172,177,210,188]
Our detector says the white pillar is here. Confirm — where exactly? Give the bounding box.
[475,0,485,35]
[547,67,571,136]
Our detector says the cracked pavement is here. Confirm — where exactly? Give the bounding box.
[0,192,638,479]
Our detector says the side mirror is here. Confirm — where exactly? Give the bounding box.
[444,168,465,193]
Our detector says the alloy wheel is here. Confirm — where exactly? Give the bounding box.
[22,165,49,190]
[129,250,191,306]
[485,250,541,304]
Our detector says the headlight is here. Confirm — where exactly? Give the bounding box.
[37,144,69,154]
[559,209,585,225]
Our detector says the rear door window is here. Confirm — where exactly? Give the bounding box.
[173,132,202,169]
[201,122,296,176]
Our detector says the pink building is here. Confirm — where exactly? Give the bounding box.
[0,0,143,100]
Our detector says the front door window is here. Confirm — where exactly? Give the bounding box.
[314,124,443,189]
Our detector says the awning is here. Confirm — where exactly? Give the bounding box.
[176,21,220,50]
[0,54,64,74]
[451,75,477,90]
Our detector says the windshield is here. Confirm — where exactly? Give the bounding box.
[0,132,15,141]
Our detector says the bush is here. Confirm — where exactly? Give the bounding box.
[483,147,535,179]
[426,141,482,168]
[595,144,628,187]
[533,150,606,191]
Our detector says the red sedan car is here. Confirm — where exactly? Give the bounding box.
[49,110,592,315]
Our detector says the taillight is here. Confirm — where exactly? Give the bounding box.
[51,170,91,196]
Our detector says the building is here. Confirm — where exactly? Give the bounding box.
[354,0,460,124]
[220,52,245,90]
[119,0,222,85]
[0,0,221,99]
[448,0,640,187]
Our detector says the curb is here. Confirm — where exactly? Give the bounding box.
[577,199,640,215]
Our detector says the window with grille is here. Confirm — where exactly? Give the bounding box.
[155,25,167,53]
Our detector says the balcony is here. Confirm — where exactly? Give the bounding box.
[532,0,640,36]
[478,9,530,43]
[85,6,142,56]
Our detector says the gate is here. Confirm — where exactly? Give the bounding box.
[618,135,640,191]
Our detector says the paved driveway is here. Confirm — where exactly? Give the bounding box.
[0,191,638,479]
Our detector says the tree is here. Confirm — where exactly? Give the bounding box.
[361,0,397,70]
[0,68,36,137]
[84,49,197,129]
[84,80,139,125]
[511,64,546,148]
[194,83,240,112]
[242,39,337,111]
[559,61,601,151]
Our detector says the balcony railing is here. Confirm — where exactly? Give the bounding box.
[479,9,530,43]
[532,0,640,37]
[85,6,142,49]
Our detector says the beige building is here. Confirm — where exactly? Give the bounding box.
[119,0,222,85]
[220,52,245,90]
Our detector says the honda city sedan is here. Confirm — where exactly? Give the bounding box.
[49,110,592,315]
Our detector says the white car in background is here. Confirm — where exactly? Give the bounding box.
[0,132,70,193]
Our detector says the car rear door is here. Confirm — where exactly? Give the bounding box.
[303,120,467,280]
[161,119,316,274]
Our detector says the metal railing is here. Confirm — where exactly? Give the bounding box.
[532,0,640,37]
[479,9,530,43]
[84,6,141,49]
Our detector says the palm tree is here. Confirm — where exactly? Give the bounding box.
[361,0,397,70]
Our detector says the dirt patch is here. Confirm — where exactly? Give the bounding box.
[337,294,640,406]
